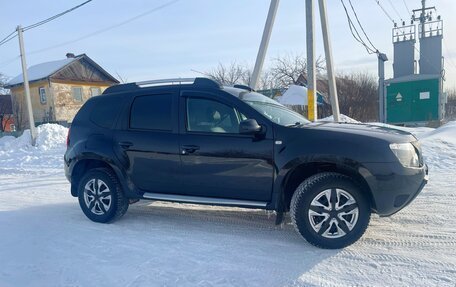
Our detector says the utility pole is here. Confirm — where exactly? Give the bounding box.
[17,25,37,146]
[318,0,340,122]
[377,52,388,122]
[251,0,280,90]
[306,0,317,121]
[412,0,434,38]
[420,0,426,38]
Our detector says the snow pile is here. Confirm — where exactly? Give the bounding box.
[420,121,456,145]
[418,121,456,171]
[0,124,67,151]
[0,135,16,148]
[0,124,68,174]
[320,114,360,123]
[365,121,455,171]
[35,124,68,150]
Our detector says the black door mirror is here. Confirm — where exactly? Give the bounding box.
[239,119,262,135]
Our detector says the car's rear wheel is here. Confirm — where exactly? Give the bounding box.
[77,168,128,223]
[290,172,370,249]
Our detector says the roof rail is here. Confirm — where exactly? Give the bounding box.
[233,84,254,92]
[103,77,220,94]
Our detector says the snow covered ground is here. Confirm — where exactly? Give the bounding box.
[0,122,455,287]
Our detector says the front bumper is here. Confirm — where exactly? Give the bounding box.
[362,162,428,216]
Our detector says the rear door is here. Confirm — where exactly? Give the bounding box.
[178,90,275,201]
[114,88,181,193]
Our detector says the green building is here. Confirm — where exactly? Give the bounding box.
[385,75,444,125]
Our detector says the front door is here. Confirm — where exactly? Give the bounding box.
[178,92,274,202]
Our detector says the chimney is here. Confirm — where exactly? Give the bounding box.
[66,53,75,58]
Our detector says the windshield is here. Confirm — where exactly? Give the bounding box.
[231,89,310,126]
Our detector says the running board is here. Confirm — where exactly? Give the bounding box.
[142,192,268,208]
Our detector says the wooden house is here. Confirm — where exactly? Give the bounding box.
[5,53,119,127]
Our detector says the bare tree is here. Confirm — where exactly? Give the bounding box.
[335,72,378,122]
[0,73,9,95]
[115,72,129,84]
[270,54,325,87]
[445,88,456,121]
[206,62,251,86]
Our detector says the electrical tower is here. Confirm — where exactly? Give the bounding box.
[384,0,444,126]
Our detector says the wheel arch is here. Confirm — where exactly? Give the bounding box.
[70,158,124,197]
[278,160,376,212]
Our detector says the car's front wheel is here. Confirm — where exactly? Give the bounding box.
[77,168,128,223]
[290,172,371,249]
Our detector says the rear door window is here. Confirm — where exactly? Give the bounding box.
[130,94,172,131]
[90,97,124,128]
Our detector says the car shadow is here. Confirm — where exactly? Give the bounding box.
[0,201,341,287]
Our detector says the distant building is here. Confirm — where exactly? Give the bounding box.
[0,94,15,132]
[5,53,119,127]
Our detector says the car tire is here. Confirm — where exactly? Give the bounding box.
[290,172,370,249]
[77,168,129,223]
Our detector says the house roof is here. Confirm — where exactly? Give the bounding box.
[276,85,325,106]
[0,94,13,114]
[8,58,76,86]
[6,54,119,87]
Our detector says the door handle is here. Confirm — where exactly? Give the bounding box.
[118,141,133,149]
[181,145,199,154]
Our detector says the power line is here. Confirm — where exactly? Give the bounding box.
[1,0,92,48]
[28,0,180,55]
[347,0,378,52]
[386,0,403,22]
[0,30,16,45]
[23,0,93,32]
[340,0,376,54]
[373,0,395,24]
[0,30,18,47]
[402,0,412,17]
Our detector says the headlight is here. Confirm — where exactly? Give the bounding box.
[390,143,420,168]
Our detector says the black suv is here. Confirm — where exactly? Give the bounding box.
[64,78,428,249]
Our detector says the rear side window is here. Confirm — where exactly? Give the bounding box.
[90,97,123,128]
[130,94,172,131]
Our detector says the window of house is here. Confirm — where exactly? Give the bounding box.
[130,94,172,131]
[72,87,83,102]
[90,87,101,97]
[186,98,240,134]
[10,124,16,132]
[39,87,47,104]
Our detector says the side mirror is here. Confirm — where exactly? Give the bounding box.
[239,119,262,135]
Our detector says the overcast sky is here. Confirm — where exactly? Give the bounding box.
[1,0,455,89]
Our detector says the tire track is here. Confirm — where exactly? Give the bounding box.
[341,250,456,271]
[360,234,456,248]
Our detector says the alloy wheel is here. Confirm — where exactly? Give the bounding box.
[308,188,359,239]
[83,178,112,216]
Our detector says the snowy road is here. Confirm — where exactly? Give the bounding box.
[0,123,455,286]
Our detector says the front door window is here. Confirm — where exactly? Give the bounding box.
[186,98,240,134]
